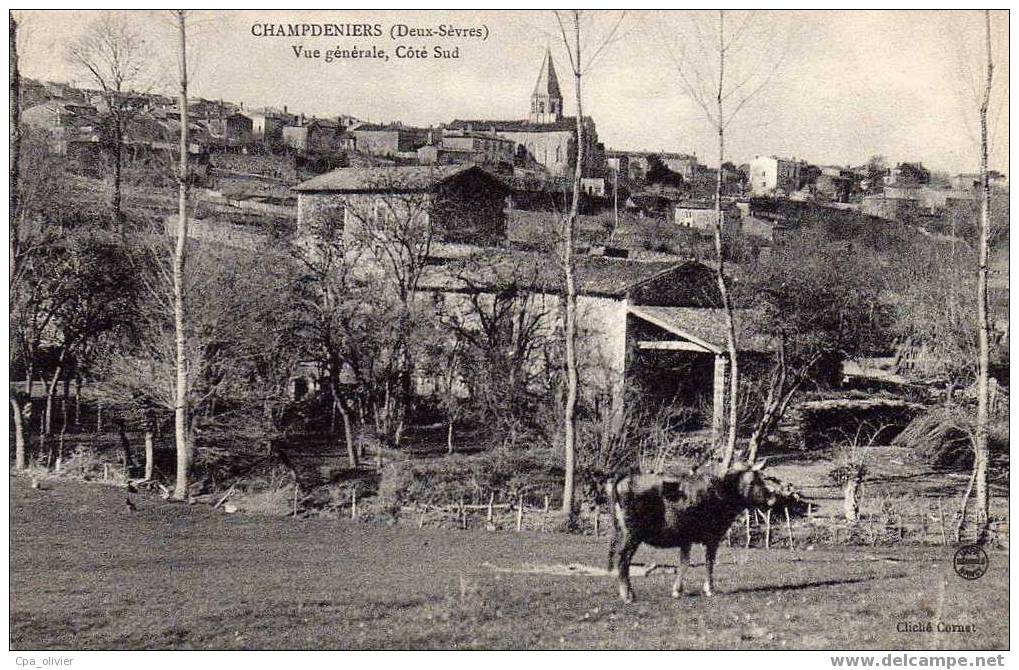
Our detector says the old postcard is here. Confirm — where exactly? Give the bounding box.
[8,9,1009,656]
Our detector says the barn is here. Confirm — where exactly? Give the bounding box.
[417,248,769,435]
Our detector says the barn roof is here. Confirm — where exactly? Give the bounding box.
[418,248,688,298]
[629,305,774,353]
[292,165,508,194]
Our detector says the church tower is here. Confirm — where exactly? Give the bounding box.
[529,48,563,125]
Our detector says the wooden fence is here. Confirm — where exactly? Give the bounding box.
[326,491,1009,548]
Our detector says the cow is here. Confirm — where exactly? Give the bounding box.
[605,460,790,603]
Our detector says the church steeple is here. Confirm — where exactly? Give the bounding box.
[529,48,563,124]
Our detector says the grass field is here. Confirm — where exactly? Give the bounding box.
[9,476,1007,650]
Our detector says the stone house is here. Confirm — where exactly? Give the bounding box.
[674,201,741,236]
[351,123,431,157]
[284,118,345,154]
[292,164,511,247]
[248,107,295,149]
[749,155,803,195]
[207,112,253,147]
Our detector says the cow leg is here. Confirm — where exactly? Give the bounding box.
[617,536,640,603]
[671,542,691,598]
[702,542,719,597]
[607,530,620,572]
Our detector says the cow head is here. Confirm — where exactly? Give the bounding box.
[764,476,811,516]
[735,459,778,508]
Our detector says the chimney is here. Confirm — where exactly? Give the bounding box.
[284,104,288,115]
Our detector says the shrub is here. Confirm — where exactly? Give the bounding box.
[378,447,564,508]
[59,444,125,483]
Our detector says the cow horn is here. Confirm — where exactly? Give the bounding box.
[750,458,769,471]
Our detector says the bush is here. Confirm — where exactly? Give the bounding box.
[231,484,295,516]
[59,444,125,483]
[378,447,564,508]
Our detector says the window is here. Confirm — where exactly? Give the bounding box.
[538,101,545,113]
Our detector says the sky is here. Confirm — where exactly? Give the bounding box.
[15,9,1009,174]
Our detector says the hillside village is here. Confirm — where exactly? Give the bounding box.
[18,43,1010,461]
[23,48,1008,246]
[9,10,1011,653]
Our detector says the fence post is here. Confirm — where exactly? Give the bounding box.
[744,509,752,548]
[937,498,947,546]
[516,494,524,532]
[418,504,425,529]
[593,504,600,538]
[543,495,550,533]
[763,508,772,550]
[293,484,299,519]
[487,491,495,525]
[460,496,467,530]
[785,506,794,550]
[351,487,357,520]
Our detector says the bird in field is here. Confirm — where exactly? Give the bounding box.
[125,497,138,512]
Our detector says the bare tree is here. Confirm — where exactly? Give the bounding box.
[9,12,25,468]
[554,9,625,521]
[658,11,790,470]
[172,9,190,500]
[972,9,994,540]
[66,12,150,233]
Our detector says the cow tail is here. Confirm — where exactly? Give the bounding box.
[606,471,628,532]
[605,473,625,572]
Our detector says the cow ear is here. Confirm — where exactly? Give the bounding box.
[750,458,769,472]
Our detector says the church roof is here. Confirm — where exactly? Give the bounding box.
[533,48,562,99]
[448,117,579,133]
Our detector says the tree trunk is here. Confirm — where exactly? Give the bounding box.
[334,395,358,469]
[9,14,20,245]
[56,394,68,470]
[713,10,741,473]
[10,393,26,470]
[144,408,155,480]
[113,122,123,235]
[44,360,63,435]
[144,429,154,481]
[843,477,861,522]
[118,419,134,478]
[560,12,584,522]
[172,11,191,501]
[74,376,81,425]
[447,420,455,455]
[973,9,993,541]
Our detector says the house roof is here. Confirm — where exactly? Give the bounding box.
[629,305,773,353]
[417,248,685,298]
[292,165,507,193]
[352,123,428,133]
